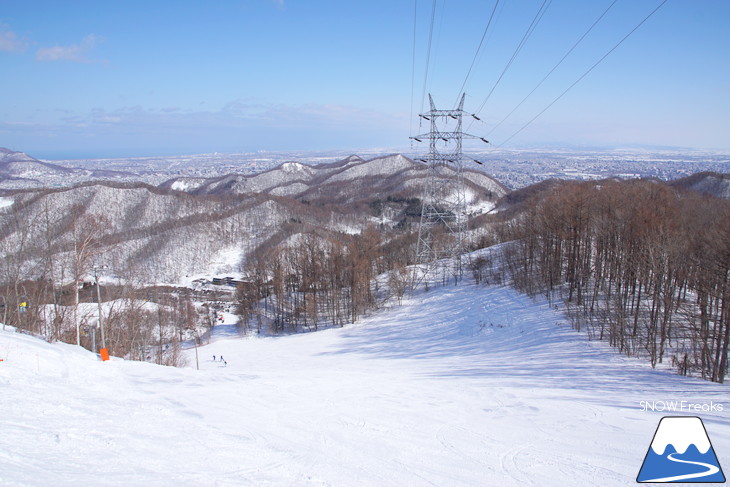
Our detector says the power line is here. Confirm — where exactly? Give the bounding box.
[419,0,438,114]
[496,0,669,148]
[486,0,619,137]
[410,0,419,140]
[454,0,501,106]
[473,0,553,118]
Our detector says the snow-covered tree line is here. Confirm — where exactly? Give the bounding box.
[498,179,730,382]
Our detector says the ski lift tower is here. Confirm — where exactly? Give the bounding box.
[410,93,488,286]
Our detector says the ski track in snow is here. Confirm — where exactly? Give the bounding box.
[1,282,728,486]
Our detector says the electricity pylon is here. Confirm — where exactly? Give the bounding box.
[410,93,488,287]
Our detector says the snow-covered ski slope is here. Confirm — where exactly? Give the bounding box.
[1,282,727,486]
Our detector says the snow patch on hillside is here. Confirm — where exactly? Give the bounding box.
[208,245,244,276]
[281,161,307,174]
[465,187,496,214]
[170,179,201,192]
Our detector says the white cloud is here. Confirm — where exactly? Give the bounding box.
[36,34,104,63]
[0,25,28,53]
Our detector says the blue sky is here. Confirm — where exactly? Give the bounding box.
[1,0,728,159]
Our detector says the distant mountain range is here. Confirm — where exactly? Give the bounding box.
[160,153,506,205]
[0,146,728,286]
[0,149,507,204]
[0,150,507,283]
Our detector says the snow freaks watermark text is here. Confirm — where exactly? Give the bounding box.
[639,400,724,413]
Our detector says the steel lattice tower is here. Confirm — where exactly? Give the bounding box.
[410,94,487,286]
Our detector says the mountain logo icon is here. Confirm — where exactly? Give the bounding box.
[637,416,726,483]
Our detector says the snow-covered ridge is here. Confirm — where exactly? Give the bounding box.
[1,147,510,206]
[0,148,37,164]
[160,153,507,206]
[0,147,75,181]
[0,147,147,190]
[2,182,298,283]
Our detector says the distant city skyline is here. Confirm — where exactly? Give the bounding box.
[1,0,729,159]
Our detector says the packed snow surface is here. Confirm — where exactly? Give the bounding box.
[1,282,727,486]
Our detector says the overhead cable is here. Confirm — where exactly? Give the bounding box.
[496,0,669,147]
[410,0,419,140]
[487,0,620,137]
[419,0,439,114]
[474,0,553,117]
[454,0,501,106]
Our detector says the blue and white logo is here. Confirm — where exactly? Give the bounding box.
[637,416,725,483]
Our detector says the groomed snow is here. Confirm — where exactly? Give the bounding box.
[1,281,727,486]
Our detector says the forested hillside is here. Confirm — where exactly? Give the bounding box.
[495,179,730,382]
